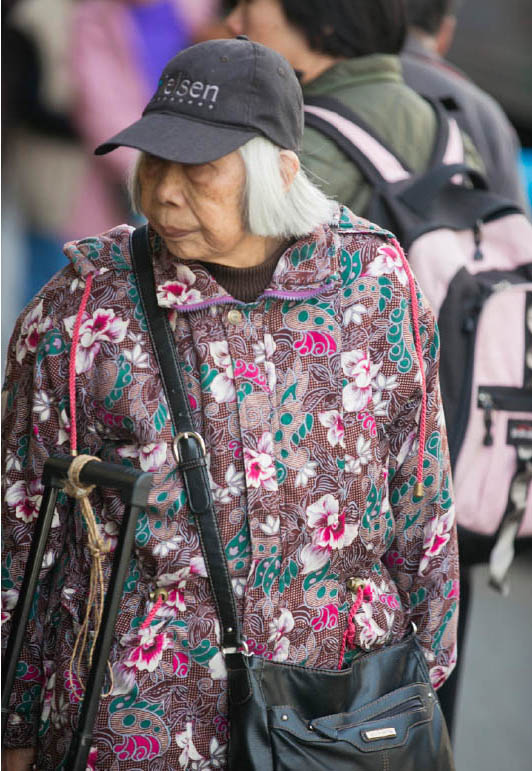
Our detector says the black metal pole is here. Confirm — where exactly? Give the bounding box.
[1,486,59,742]
[64,500,146,770]
[1,455,152,767]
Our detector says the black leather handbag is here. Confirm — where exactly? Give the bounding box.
[131,226,455,771]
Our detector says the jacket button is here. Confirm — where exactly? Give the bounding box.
[149,588,169,602]
[346,577,365,593]
[227,309,243,325]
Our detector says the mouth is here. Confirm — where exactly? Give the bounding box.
[158,226,194,239]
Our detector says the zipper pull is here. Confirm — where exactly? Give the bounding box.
[473,219,483,261]
[478,391,494,445]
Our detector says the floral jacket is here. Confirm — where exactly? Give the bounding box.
[1,207,458,769]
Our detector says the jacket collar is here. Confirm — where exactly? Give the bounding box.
[302,54,403,96]
[150,213,344,312]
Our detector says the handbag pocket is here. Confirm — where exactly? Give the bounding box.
[268,683,448,770]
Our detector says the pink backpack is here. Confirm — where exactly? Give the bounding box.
[305,96,532,591]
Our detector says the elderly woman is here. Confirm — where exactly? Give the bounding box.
[2,38,458,770]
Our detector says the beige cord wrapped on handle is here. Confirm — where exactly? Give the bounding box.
[63,455,113,695]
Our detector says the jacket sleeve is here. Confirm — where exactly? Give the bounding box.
[387,295,459,690]
[1,293,72,747]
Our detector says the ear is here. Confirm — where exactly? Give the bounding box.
[435,14,456,57]
[279,150,300,191]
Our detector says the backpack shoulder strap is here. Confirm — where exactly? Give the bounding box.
[304,94,465,185]
[422,95,465,168]
[304,94,412,185]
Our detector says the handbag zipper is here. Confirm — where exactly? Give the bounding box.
[372,695,424,720]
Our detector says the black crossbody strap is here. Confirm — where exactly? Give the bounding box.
[130,225,242,653]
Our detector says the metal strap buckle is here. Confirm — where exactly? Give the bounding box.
[172,431,207,465]
[222,640,252,657]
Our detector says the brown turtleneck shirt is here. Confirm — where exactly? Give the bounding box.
[200,240,292,303]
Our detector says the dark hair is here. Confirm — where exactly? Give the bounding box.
[279,0,407,58]
[404,0,457,36]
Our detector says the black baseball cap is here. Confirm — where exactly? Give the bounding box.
[95,37,303,164]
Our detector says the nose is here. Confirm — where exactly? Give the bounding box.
[154,162,186,207]
[225,4,243,36]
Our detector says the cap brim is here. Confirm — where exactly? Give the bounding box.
[94,112,259,164]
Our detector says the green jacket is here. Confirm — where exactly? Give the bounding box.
[301,54,481,216]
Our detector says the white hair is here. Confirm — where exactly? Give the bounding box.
[128,137,337,238]
[238,136,337,238]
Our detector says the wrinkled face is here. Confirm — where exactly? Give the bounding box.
[226,0,302,67]
[138,150,251,264]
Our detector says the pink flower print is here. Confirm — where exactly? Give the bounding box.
[268,608,294,642]
[318,409,345,448]
[383,550,404,568]
[271,636,290,662]
[1,588,18,623]
[209,340,231,369]
[172,651,189,678]
[300,543,331,575]
[306,494,358,550]
[118,441,168,472]
[103,520,119,553]
[367,243,407,286]
[57,404,71,446]
[208,651,227,680]
[245,639,269,657]
[209,342,236,403]
[64,668,84,705]
[15,300,52,364]
[420,506,456,574]
[64,308,128,374]
[244,432,278,491]
[342,349,381,412]
[379,593,400,611]
[124,624,171,672]
[445,579,460,600]
[265,360,277,392]
[344,302,367,326]
[110,663,136,696]
[40,663,56,725]
[252,333,276,364]
[430,645,457,690]
[157,264,202,309]
[267,609,294,662]
[158,585,186,617]
[86,746,98,770]
[311,604,339,632]
[348,435,372,475]
[190,556,207,577]
[33,390,53,422]
[5,479,44,524]
[358,610,387,649]
[176,722,203,768]
[210,369,236,403]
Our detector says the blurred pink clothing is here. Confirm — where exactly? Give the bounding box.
[66,0,218,240]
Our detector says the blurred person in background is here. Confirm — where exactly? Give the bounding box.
[67,0,221,241]
[225,0,483,218]
[2,0,84,365]
[401,0,531,739]
[2,0,222,374]
[401,0,530,214]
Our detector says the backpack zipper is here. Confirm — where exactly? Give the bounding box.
[448,291,488,467]
[478,386,532,446]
